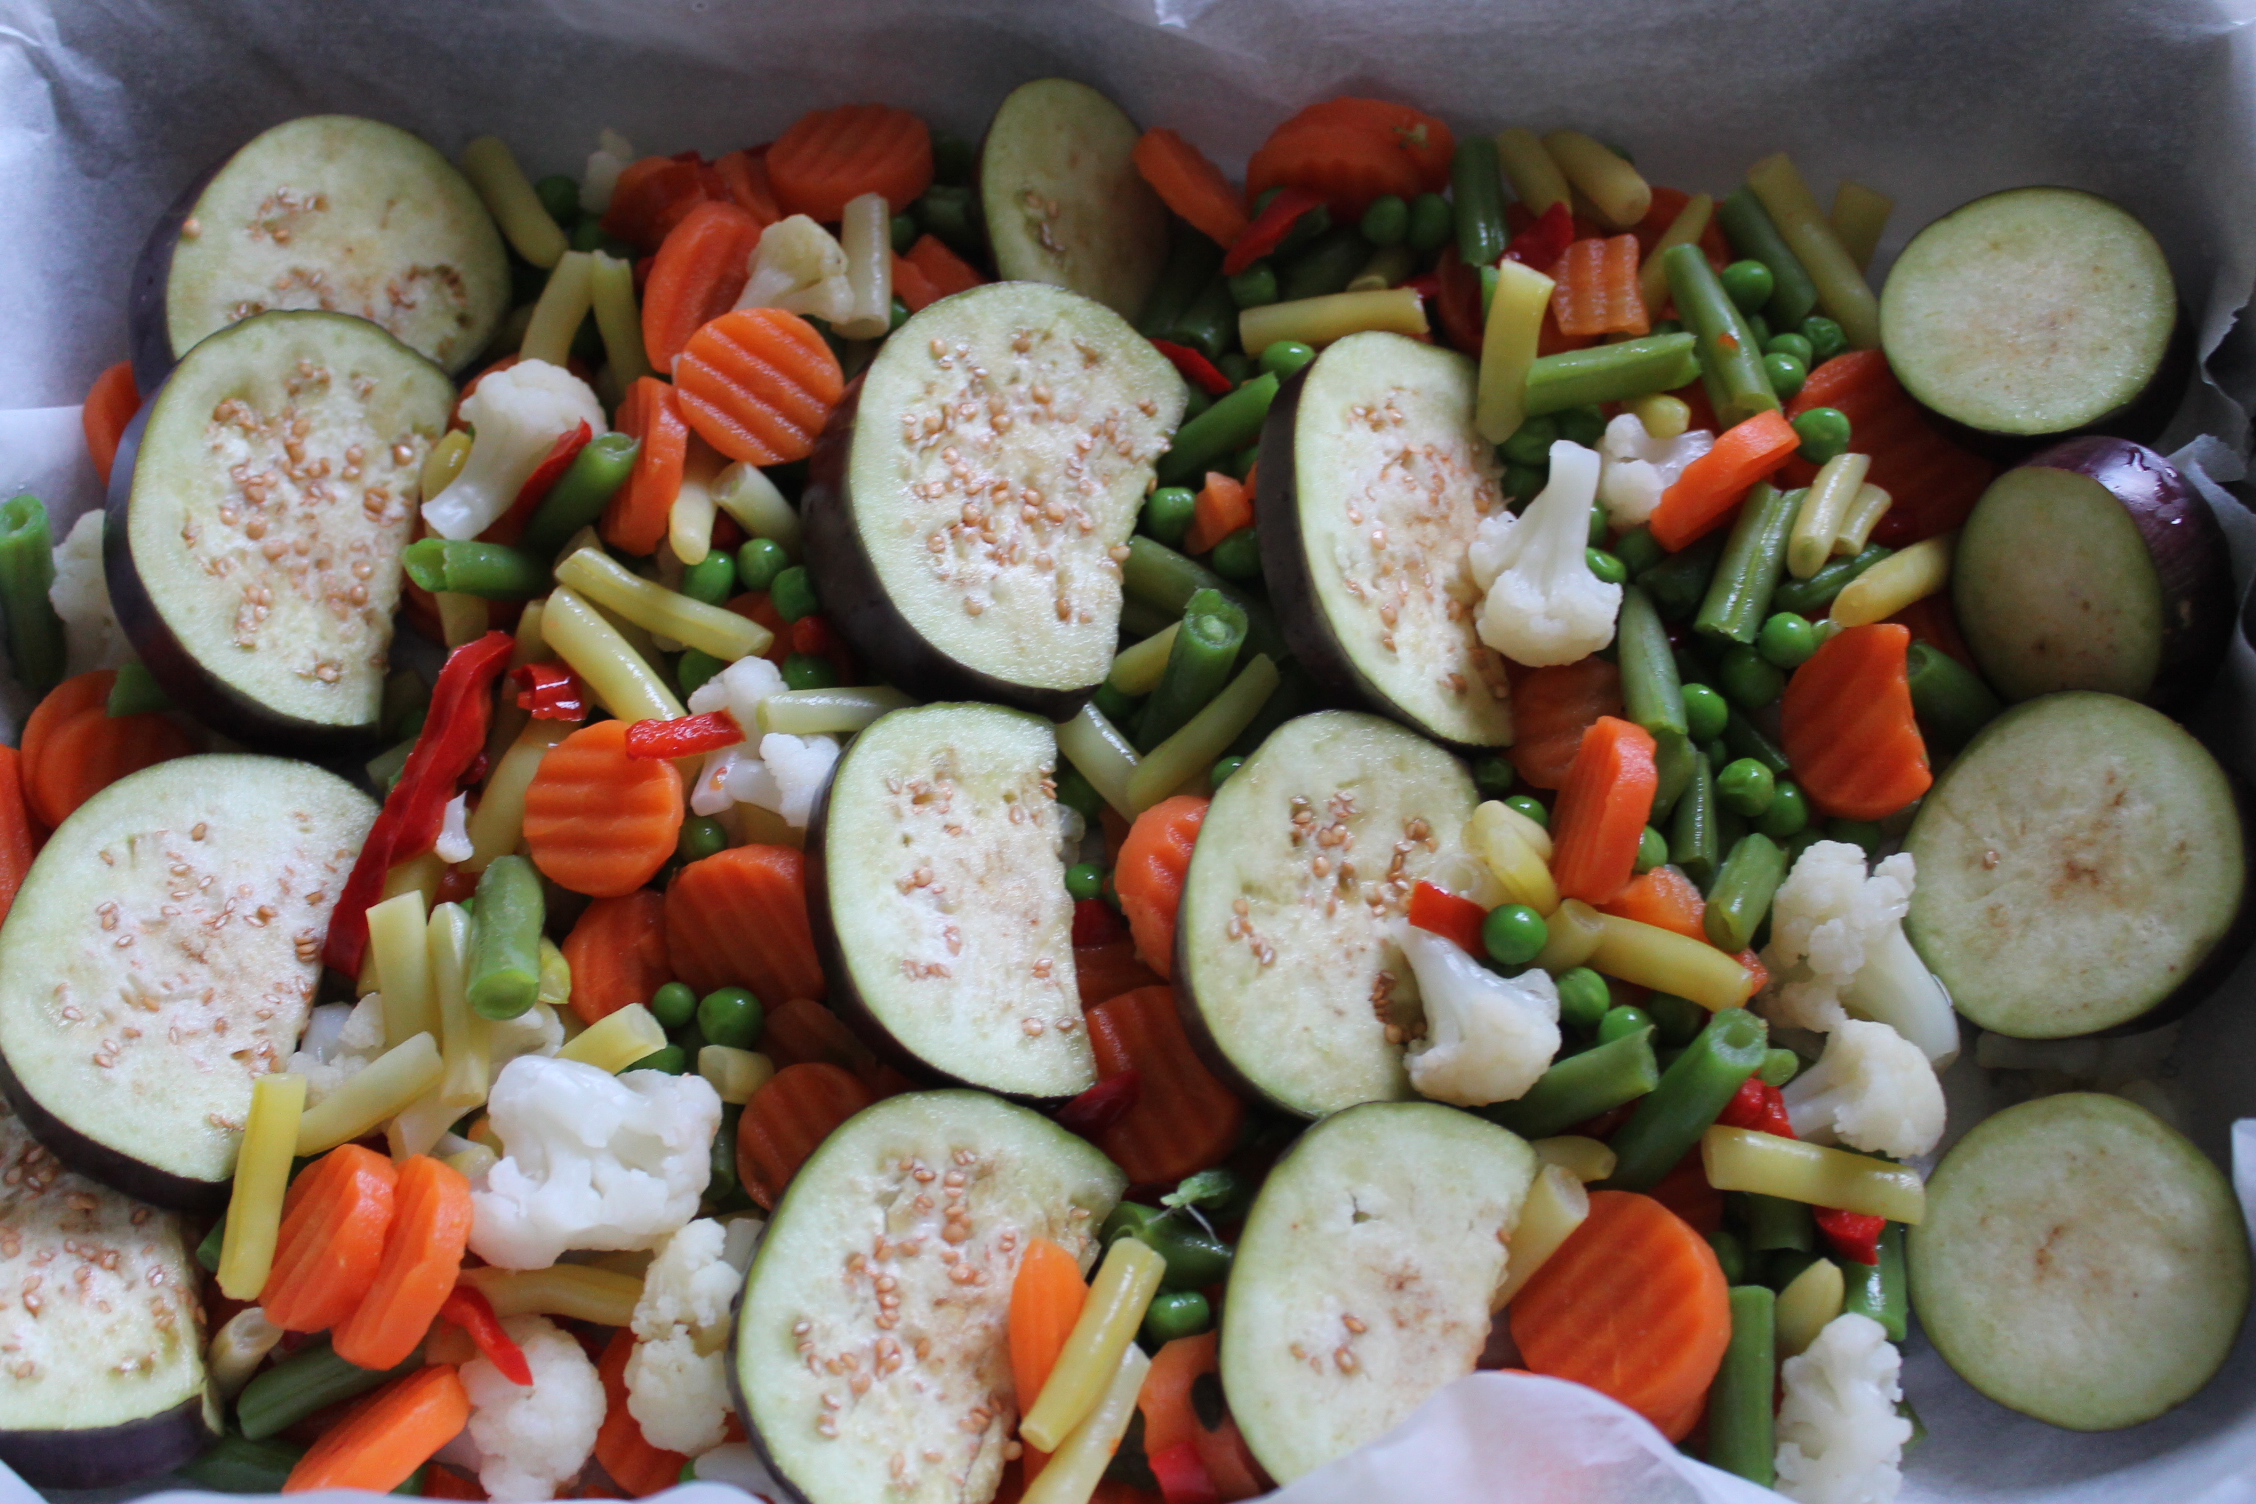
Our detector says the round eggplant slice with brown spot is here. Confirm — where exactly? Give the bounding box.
[1257,331,1515,751]
[0,754,375,1212]
[980,80,1169,320]
[803,283,1184,718]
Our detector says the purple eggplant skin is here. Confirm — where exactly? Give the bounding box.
[801,378,1098,724]
[126,169,212,396]
[0,1046,230,1214]
[1927,312,2195,466]
[0,1394,216,1490]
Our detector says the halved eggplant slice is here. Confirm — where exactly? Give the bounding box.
[1903,692,2250,1038]
[110,309,454,752]
[803,283,1183,718]
[0,1099,212,1488]
[808,704,1095,1099]
[980,80,1169,319]
[1257,331,1515,751]
[1175,710,1480,1117]
[0,754,376,1212]
[1909,1092,2249,1430]
[732,1090,1124,1504]
[131,114,509,386]
[1221,1101,1534,1484]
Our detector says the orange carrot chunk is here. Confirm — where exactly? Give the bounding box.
[601,376,690,555]
[1010,1237,1089,1415]
[673,307,845,467]
[1245,98,1455,217]
[283,1364,470,1494]
[561,891,674,1026]
[521,719,684,898]
[1552,235,1651,338]
[735,1062,875,1209]
[1504,657,1624,791]
[27,699,197,830]
[1085,984,1245,1187]
[892,252,944,313]
[767,104,934,221]
[641,201,767,370]
[1132,130,1250,247]
[1650,409,1800,552]
[905,234,985,298]
[1550,716,1658,905]
[757,996,872,1074]
[1778,622,1932,821]
[262,1145,398,1334]
[0,747,33,925]
[1114,796,1209,981]
[331,1156,474,1371]
[1599,866,1706,941]
[82,361,139,487]
[712,148,782,227]
[665,843,827,1002]
[1181,472,1253,558]
[1074,939,1165,1009]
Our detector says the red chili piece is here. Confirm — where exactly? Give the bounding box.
[438,1286,533,1385]
[1055,1069,1142,1140]
[511,663,590,723]
[1716,1077,1796,1139]
[1149,340,1234,397]
[1813,1206,1886,1266]
[1072,897,1127,947]
[1147,1439,1222,1504]
[494,421,592,541]
[1504,201,1575,275]
[623,709,744,760]
[1407,880,1489,956]
[1222,186,1327,276]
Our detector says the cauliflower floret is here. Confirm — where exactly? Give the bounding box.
[423,361,605,541]
[1774,1313,1913,1504]
[625,1217,764,1455]
[686,657,822,820]
[435,792,475,864]
[581,129,634,215]
[286,993,388,1106]
[490,1001,565,1069]
[688,651,789,729]
[463,1315,605,1502]
[470,1055,720,1269]
[736,215,853,326]
[1474,441,1621,667]
[1595,413,1715,529]
[1761,843,1957,1063]
[1398,926,1561,1107]
[1781,1018,1944,1159]
[733,733,842,827]
[49,512,130,678]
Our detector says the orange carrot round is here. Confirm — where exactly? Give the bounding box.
[664,843,827,1002]
[642,201,767,370]
[0,747,36,927]
[1114,795,1208,981]
[1132,130,1249,247]
[263,1145,398,1334]
[1245,98,1454,217]
[561,891,674,1025]
[282,1364,470,1495]
[757,995,871,1074]
[20,669,116,806]
[1137,1331,1219,1460]
[27,703,197,830]
[1549,715,1658,906]
[712,148,782,227]
[674,307,845,466]
[521,720,685,898]
[767,104,934,221]
[82,361,139,487]
[601,376,690,555]
[735,1062,875,1209]
[1010,1237,1089,1413]
[1085,984,1244,1187]
[1504,657,1624,791]
[331,1156,473,1372]
[1779,622,1933,821]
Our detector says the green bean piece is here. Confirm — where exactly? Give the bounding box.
[1122,537,1287,663]
[1707,1285,1778,1486]
[1483,1028,1660,1140]
[1718,260,1775,315]
[1715,758,1776,818]
[1451,135,1510,267]
[1651,729,1696,823]
[238,1338,422,1440]
[1766,1248,1822,1290]
[1744,312,1772,346]
[1838,1222,1908,1342]
[1613,526,1666,578]
[1209,527,1262,581]
[1792,406,1853,465]
[1143,1288,1214,1345]
[1165,274,1239,362]
[402,538,551,601]
[1273,200,1332,258]
[1227,659,1318,757]
[1136,589,1248,751]
[1770,544,1890,617]
[1092,683,1142,727]
[1905,640,2003,755]
[1670,750,1719,887]
[1741,1190,1816,1251]
[1503,463,1547,503]
[1055,767,1104,824]
[106,661,175,717]
[1228,263,1279,309]
[1617,586,1690,740]
[1101,1200,1161,1249]
[1359,195,1409,246]
[1716,714,1786,783]
[890,213,919,255]
[1278,226,1372,302]
[1661,243,1779,427]
[1523,333,1702,417]
[914,184,983,255]
[630,1044,689,1074]
[1501,414,1559,468]
[1555,967,1611,1032]
[1704,832,1787,953]
[1636,530,1726,622]
[1406,192,1454,252]
[1694,483,1799,644]
[1139,1216,1234,1290]
[1560,404,1609,450]
[1602,1007,1767,1192]
[180,1434,308,1494]
[1644,992,1709,1049]
[519,433,640,559]
[681,552,737,606]
[1708,1228,1749,1285]
[1719,645,1785,711]
[0,496,63,696]
[1157,375,1279,486]
[196,1217,226,1273]
[1759,1047,1803,1087]
[466,855,545,1020]
[1138,232,1224,337]
[1472,755,1516,797]
[1717,188,1820,330]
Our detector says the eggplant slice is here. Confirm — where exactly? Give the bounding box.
[980,79,1170,319]
[804,283,1184,717]
[732,1090,1124,1504]
[0,755,376,1212]
[1258,331,1515,750]
[809,704,1095,1099]
[1174,710,1481,1117]
[110,309,454,752]
[131,114,509,385]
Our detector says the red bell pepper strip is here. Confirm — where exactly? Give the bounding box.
[1148,1439,1222,1504]
[1717,1077,1797,1139]
[511,663,589,722]
[623,709,744,760]
[1222,186,1326,276]
[1433,247,1487,356]
[1408,880,1488,957]
[484,421,592,544]
[1054,1069,1142,1140]
[1150,340,1234,397]
[1072,897,1127,947]
[1813,1206,1886,1266]
[438,1286,533,1385]
[1504,202,1575,275]
[323,631,517,977]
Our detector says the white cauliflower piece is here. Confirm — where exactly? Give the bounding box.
[1781,1018,1944,1159]
[732,733,841,828]
[1474,441,1622,667]
[626,1217,762,1455]
[1596,413,1714,529]
[1761,843,1957,1063]
[49,512,130,677]
[470,1055,720,1269]
[463,1316,605,1502]
[1774,1313,1913,1504]
[1398,925,1561,1107]
[581,129,634,215]
[286,993,387,1106]
[423,361,605,540]
[490,1001,565,1069]
[687,656,793,819]
[435,792,475,864]
[736,215,853,327]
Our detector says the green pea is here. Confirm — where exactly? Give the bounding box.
[1359,195,1410,246]
[1555,967,1612,1032]
[1755,780,1809,840]
[1645,991,1709,1047]
[1259,340,1318,380]
[1635,825,1668,874]
[1597,1005,1653,1045]
[1142,1288,1213,1345]
[1483,903,1550,968]
[677,816,729,865]
[1828,818,1884,857]
[1210,527,1263,582]
[1142,486,1198,547]
[1503,463,1548,502]
[1720,260,1774,314]
[1792,407,1852,465]
[628,1045,688,1075]
[680,552,737,606]
[1055,768,1104,823]
[1406,192,1454,252]
[1228,263,1278,309]
[1764,331,1814,368]
[649,981,698,1030]
[1757,611,1817,670]
[1217,353,1254,386]
[1719,645,1785,711]
[1715,758,1776,818]
[1102,870,1122,911]
[1764,352,1808,400]
[1681,682,1730,743]
[735,537,789,593]
[1557,404,1608,449]
[1586,548,1628,586]
[889,297,911,332]
[1501,414,1559,467]
[1504,794,1549,830]
[698,987,765,1050]
[890,213,918,254]
[1613,526,1665,578]
[1065,863,1105,902]
[780,653,838,692]
[1473,756,1516,797]
[1210,756,1245,789]
[534,174,580,225]
[1707,1227,1748,1285]
[1744,311,1772,346]
[678,648,727,698]
[770,565,820,623]
[1801,315,1847,365]
[669,1018,706,1055]
[1092,682,1141,724]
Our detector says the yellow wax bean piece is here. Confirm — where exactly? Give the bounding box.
[1775,1256,1846,1358]
[1638,193,1713,316]
[1476,260,1555,444]
[296,1033,445,1155]
[1701,1126,1926,1223]
[1831,531,1954,628]
[1239,287,1428,354]
[558,547,769,661]
[1788,453,1872,580]
[1495,128,1570,215]
[369,890,436,1047]
[1056,702,1140,819]
[1020,1342,1153,1504]
[1107,623,1181,697]
[461,137,568,269]
[420,430,472,501]
[521,250,595,368]
[1531,897,1604,972]
[1833,483,1892,556]
[1589,913,1753,1012]
[461,1264,646,1328]
[1468,799,1560,915]
[1494,1164,1590,1308]
[588,252,651,386]
[1019,1236,1166,1452]
[1829,182,1895,273]
[562,1004,668,1074]
[467,718,572,873]
[542,586,686,723]
[699,1045,776,1105]
[1531,1135,1617,1183]
[1745,154,1880,350]
[1543,131,1651,228]
[217,1072,307,1300]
